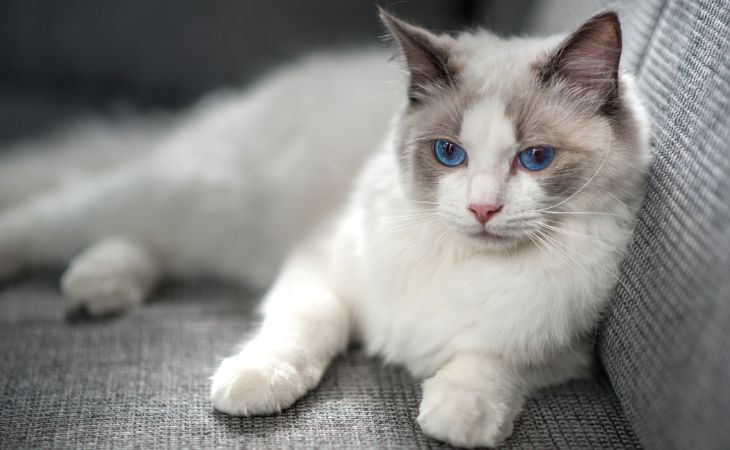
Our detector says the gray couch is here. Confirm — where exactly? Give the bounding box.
[1,0,729,448]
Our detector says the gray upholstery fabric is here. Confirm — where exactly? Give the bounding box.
[3,0,730,447]
[599,0,730,449]
[0,275,640,449]
[0,3,644,447]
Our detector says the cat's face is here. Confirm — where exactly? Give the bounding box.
[383,10,648,251]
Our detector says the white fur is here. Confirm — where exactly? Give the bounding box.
[0,31,649,448]
[0,50,400,290]
[417,353,523,448]
[333,143,627,377]
[61,238,158,315]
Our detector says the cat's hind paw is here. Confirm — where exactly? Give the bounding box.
[61,263,146,316]
[61,239,158,317]
[211,350,316,416]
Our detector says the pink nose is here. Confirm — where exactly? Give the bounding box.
[468,203,503,224]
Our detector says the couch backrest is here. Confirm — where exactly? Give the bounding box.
[0,0,466,107]
[598,1,730,448]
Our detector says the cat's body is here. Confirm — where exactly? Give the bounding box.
[0,11,649,448]
[0,51,399,292]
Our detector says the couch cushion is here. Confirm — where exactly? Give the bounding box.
[0,274,640,449]
[599,0,730,448]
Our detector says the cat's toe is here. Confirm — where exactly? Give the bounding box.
[417,378,516,449]
[211,352,311,416]
[61,263,145,316]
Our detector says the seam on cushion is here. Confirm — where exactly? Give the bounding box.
[635,0,670,76]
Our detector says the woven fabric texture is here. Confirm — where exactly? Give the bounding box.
[5,0,730,447]
[0,275,640,449]
[599,0,730,448]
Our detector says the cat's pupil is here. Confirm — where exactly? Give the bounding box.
[533,147,544,161]
[444,143,454,157]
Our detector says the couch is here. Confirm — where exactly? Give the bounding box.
[1,0,729,448]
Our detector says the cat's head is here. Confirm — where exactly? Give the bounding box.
[381,9,650,252]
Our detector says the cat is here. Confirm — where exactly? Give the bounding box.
[0,9,650,448]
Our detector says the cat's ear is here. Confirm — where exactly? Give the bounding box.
[379,8,455,103]
[538,11,622,113]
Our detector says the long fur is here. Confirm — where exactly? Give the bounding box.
[0,13,649,449]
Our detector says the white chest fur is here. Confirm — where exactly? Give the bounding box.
[347,189,626,378]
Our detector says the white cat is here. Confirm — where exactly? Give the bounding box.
[0,10,649,448]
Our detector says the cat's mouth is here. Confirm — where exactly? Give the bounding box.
[464,229,512,242]
[459,224,536,250]
[442,216,525,247]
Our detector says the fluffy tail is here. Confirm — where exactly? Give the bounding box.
[0,113,172,209]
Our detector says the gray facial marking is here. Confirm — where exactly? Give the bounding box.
[380,10,476,202]
[388,10,647,221]
[396,78,483,202]
[380,9,461,106]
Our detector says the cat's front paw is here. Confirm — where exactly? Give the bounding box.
[211,350,317,416]
[417,377,516,449]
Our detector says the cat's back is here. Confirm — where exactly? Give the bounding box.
[147,50,405,286]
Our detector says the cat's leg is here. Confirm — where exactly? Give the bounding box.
[61,237,160,316]
[417,354,526,449]
[211,249,350,416]
[0,184,119,280]
[0,166,164,305]
[417,347,592,448]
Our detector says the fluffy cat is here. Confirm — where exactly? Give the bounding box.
[0,9,650,448]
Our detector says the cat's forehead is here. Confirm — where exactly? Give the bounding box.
[460,97,516,166]
[447,32,589,150]
[451,31,565,96]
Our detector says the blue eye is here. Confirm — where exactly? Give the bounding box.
[434,139,467,167]
[517,145,555,171]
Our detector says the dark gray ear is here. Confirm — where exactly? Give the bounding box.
[379,8,455,103]
[538,11,622,114]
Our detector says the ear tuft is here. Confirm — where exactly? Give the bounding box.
[539,11,622,114]
[378,7,455,103]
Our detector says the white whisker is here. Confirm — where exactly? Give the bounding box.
[537,132,613,212]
